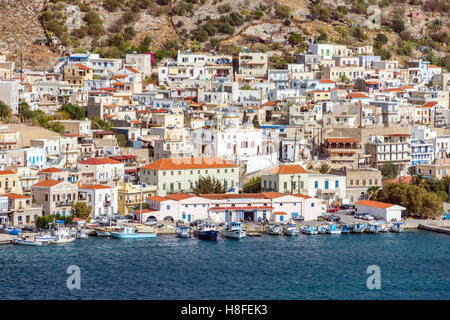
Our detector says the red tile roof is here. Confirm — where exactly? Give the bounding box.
[80,184,111,190]
[147,195,169,202]
[262,191,285,199]
[263,164,307,175]
[39,167,63,173]
[422,101,438,108]
[355,199,396,209]
[79,158,122,165]
[210,206,273,211]
[140,157,238,170]
[125,66,140,74]
[32,179,62,188]
[74,63,92,71]
[0,170,16,175]
[274,211,287,215]
[1,193,31,199]
[347,93,369,99]
[382,175,412,185]
[165,193,194,201]
[327,137,359,143]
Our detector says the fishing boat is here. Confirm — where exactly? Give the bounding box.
[302,226,318,235]
[284,223,299,236]
[351,223,366,234]
[176,226,192,238]
[35,232,56,243]
[390,222,404,233]
[376,222,388,233]
[266,224,283,235]
[13,235,43,246]
[325,224,341,235]
[222,221,247,239]
[365,224,378,234]
[51,228,76,244]
[76,229,89,239]
[93,226,122,237]
[110,226,157,239]
[194,224,218,240]
[341,225,352,234]
[317,225,327,234]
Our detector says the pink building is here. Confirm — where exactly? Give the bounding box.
[142,191,323,223]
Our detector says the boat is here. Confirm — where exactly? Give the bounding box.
[93,226,122,237]
[376,222,388,233]
[222,221,247,239]
[302,226,318,235]
[110,226,157,239]
[13,236,43,246]
[35,232,56,243]
[76,229,89,239]
[390,222,404,233]
[284,223,299,236]
[365,224,378,234]
[341,225,352,234]
[351,223,366,234]
[51,228,76,244]
[317,225,327,234]
[325,224,341,235]
[194,224,218,240]
[266,224,283,235]
[176,226,192,238]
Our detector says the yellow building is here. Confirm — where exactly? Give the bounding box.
[0,170,19,194]
[63,63,93,86]
[0,129,19,151]
[117,182,157,216]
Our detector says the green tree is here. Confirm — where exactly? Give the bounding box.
[115,133,127,147]
[71,202,93,223]
[274,5,291,19]
[0,100,11,120]
[35,214,73,229]
[58,103,86,120]
[288,32,302,46]
[318,164,331,174]
[242,110,249,123]
[366,186,381,200]
[252,115,260,128]
[380,162,398,179]
[19,102,34,122]
[192,176,226,195]
[243,176,261,193]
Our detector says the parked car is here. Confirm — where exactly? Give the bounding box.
[329,215,341,222]
[354,213,366,219]
[293,216,304,222]
[327,207,339,213]
[363,214,374,221]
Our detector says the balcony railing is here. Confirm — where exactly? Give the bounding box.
[55,200,75,207]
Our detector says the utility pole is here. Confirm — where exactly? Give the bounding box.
[293,128,297,163]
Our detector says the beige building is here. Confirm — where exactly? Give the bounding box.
[63,63,93,86]
[321,66,365,81]
[3,193,42,226]
[331,168,382,203]
[415,164,450,179]
[0,170,19,194]
[117,182,157,216]
[236,52,268,82]
[31,179,78,217]
[139,157,239,196]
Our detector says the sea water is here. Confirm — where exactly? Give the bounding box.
[0,230,448,300]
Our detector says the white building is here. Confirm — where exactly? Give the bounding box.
[79,184,118,218]
[355,200,404,221]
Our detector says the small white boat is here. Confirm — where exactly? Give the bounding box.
[325,224,341,235]
[284,223,299,236]
[223,221,247,239]
[266,224,283,235]
[302,226,318,235]
[35,232,56,243]
[76,229,89,239]
[365,224,378,234]
[51,228,76,244]
[110,226,157,239]
[13,236,43,246]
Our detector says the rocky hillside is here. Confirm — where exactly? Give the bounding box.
[0,0,449,71]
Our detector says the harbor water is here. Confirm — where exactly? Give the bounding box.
[0,230,449,300]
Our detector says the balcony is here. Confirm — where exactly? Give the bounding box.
[104,200,111,207]
[55,200,75,207]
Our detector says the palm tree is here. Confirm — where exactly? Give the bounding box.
[317,163,331,174]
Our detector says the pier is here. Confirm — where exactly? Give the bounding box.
[418,224,450,235]
[0,234,14,245]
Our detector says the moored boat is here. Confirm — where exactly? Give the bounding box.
[76,229,89,239]
[365,224,378,234]
[194,224,218,240]
[51,229,76,244]
[266,224,283,235]
[110,226,157,239]
[284,223,299,236]
[341,225,352,234]
[389,222,404,233]
[35,232,56,243]
[13,235,43,246]
[302,226,318,235]
[176,226,192,238]
[223,221,247,239]
[351,223,366,234]
[325,224,341,235]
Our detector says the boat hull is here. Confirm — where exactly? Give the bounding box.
[94,229,111,237]
[326,230,342,235]
[13,239,43,246]
[176,232,192,238]
[51,237,76,244]
[110,232,157,239]
[195,230,218,240]
[223,230,247,239]
[284,229,299,236]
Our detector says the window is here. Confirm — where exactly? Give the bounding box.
[284,182,287,190]
[314,181,318,189]
[335,180,339,188]
[350,179,353,185]
[311,203,315,207]
[166,205,170,210]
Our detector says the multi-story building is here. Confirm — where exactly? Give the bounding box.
[2,193,42,226]
[323,137,361,168]
[0,169,19,194]
[139,157,239,195]
[77,158,125,187]
[117,182,157,216]
[31,179,78,217]
[236,52,268,82]
[78,184,118,219]
[63,63,93,87]
[331,168,382,203]
[365,134,411,172]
